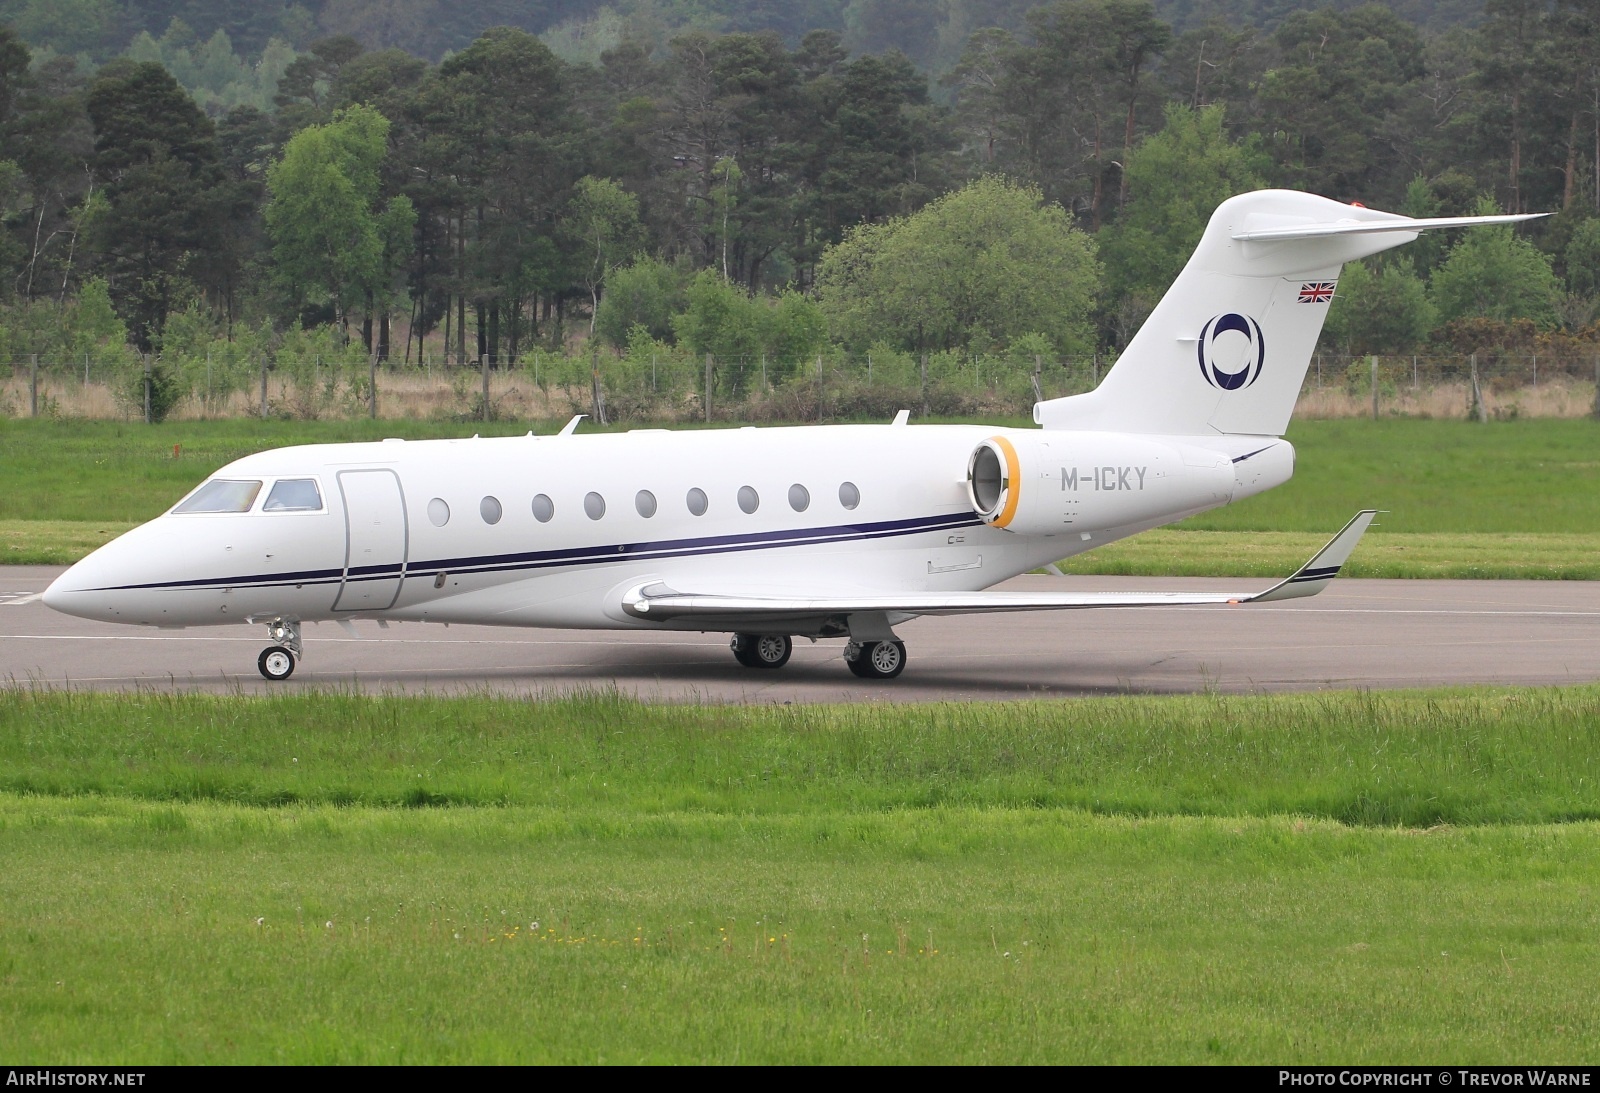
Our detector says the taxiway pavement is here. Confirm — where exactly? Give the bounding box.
[3,566,1597,701]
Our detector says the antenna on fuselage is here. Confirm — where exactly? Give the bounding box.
[558,415,586,436]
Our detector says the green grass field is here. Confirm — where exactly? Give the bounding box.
[2,416,1597,571]
[3,687,1600,1063]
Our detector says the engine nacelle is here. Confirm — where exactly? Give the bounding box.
[966,431,1242,536]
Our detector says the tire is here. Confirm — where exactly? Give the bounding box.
[258,646,296,681]
[732,633,792,669]
[750,634,791,669]
[847,640,906,680]
[845,644,872,678]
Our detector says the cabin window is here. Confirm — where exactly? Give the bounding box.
[635,490,657,518]
[427,498,450,527]
[480,496,503,524]
[788,483,809,512]
[173,479,262,514]
[262,478,323,512]
[532,494,554,523]
[839,481,860,510]
[686,488,708,516]
[738,486,759,514]
[584,492,606,520]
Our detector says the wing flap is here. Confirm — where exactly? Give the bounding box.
[621,511,1378,623]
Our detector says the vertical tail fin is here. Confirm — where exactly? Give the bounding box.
[1036,190,1542,437]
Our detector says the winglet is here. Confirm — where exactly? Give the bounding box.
[1246,510,1378,603]
[558,415,586,436]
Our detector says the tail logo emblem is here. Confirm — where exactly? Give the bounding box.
[1197,313,1266,391]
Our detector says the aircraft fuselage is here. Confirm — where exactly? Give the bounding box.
[44,422,1284,636]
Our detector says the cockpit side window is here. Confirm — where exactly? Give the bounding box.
[173,479,263,514]
[263,478,324,512]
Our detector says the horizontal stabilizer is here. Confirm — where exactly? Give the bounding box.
[621,510,1377,625]
[1232,213,1543,242]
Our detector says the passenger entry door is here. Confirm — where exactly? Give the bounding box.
[333,469,407,611]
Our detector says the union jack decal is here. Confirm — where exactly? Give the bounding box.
[1298,281,1336,303]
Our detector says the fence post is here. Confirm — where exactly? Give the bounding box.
[704,352,713,424]
[485,352,494,424]
[260,357,268,419]
[369,350,378,419]
[29,353,38,418]
[205,348,212,412]
[1470,353,1487,423]
[142,354,152,424]
[1593,357,1600,419]
[84,352,89,386]
[1413,355,1418,390]
[920,353,928,417]
[651,352,657,392]
[866,352,871,384]
[1032,353,1044,403]
[1532,352,1538,390]
[1370,354,1379,419]
[1316,354,1322,389]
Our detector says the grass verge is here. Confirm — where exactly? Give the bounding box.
[1057,528,1600,579]
[1,519,138,565]
[4,795,1596,1063]
[5,686,1600,1062]
[5,686,1600,828]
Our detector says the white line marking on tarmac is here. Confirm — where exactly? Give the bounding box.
[1214,607,1600,618]
[0,593,41,605]
[1,632,731,647]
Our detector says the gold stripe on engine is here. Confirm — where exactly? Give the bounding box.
[991,436,1022,529]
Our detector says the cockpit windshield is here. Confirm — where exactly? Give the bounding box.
[263,478,323,512]
[172,479,263,514]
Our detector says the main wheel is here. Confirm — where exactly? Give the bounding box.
[258,646,296,681]
[846,640,906,680]
[732,633,792,669]
[750,634,791,668]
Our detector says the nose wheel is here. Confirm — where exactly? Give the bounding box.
[845,640,906,679]
[256,617,302,681]
[731,633,792,669]
[258,646,296,680]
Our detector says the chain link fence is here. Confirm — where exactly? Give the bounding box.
[4,347,1598,423]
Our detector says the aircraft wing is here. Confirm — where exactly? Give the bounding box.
[621,510,1377,624]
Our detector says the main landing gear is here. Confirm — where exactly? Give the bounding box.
[257,617,302,681]
[728,632,908,679]
[844,640,907,680]
[731,633,792,669]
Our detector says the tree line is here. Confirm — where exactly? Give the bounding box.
[3,0,1600,415]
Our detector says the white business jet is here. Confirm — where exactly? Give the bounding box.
[43,190,1537,680]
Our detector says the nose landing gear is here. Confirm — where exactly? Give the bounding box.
[257,617,302,681]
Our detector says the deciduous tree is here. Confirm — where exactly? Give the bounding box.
[265,103,415,344]
[816,175,1100,355]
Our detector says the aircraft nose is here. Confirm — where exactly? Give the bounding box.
[42,561,96,618]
